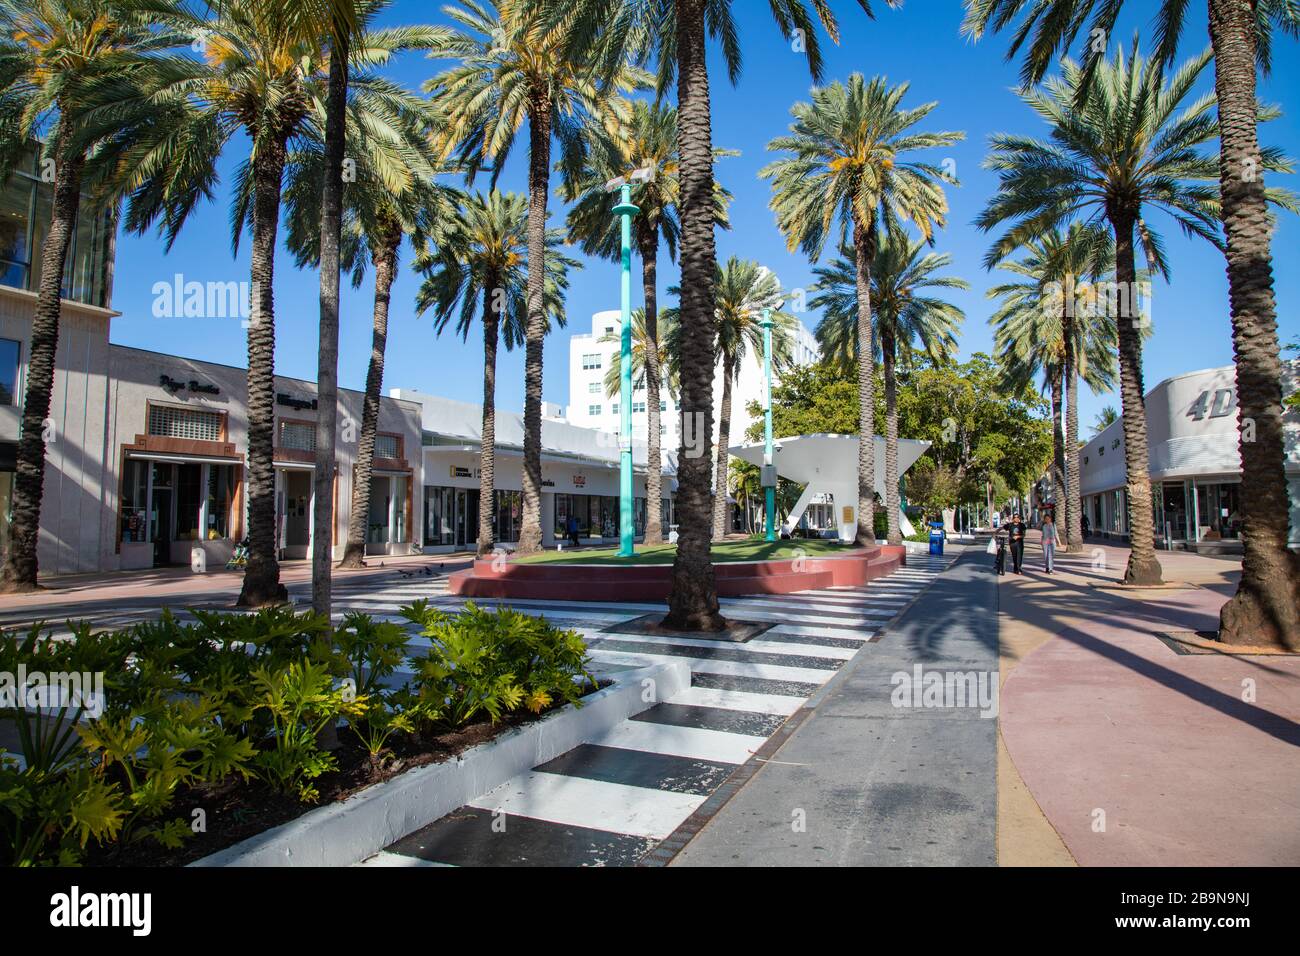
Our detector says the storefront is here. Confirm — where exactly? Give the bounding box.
[1079,362,1300,551]
[394,390,675,553]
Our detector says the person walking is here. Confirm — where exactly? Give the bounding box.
[1041,509,1062,574]
[567,513,581,548]
[1007,513,1027,574]
[1080,512,1090,539]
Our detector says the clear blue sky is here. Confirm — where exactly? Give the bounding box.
[108,0,1300,433]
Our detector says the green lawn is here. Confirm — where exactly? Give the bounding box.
[514,537,855,565]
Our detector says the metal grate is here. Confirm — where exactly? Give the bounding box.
[148,405,222,442]
[375,434,399,459]
[278,420,316,451]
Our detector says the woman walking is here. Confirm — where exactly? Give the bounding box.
[1041,508,1063,575]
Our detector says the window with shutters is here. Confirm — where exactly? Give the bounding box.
[148,405,223,442]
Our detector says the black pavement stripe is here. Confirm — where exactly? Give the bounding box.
[385,806,654,867]
[690,672,823,698]
[631,702,789,737]
[533,743,734,796]
[588,638,842,671]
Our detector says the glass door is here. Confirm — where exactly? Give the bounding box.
[150,462,174,566]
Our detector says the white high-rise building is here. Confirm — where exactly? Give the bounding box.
[566,309,820,466]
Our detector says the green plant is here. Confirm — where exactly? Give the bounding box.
[0,757,125,867]
[333,611,408,701]
[250,660,365,803]
[78,696,255,850]
[400,601,594,726]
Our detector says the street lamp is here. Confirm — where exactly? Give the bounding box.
[762,307,777,542]
[607,168,650,558]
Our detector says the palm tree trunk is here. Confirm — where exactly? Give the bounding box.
[639,224,664,545]
[665,0,723,630]
[1107,205,1163,586]
[0,151,83,592]
[883,326,901,546]
[516,95,552,555]
[712,354,734,538]
[1049,363,1065,520]
[852,219,877,547]
[237,135,290,607]
[311,39,349,614]
[1208,0,1300,649]
[339,230,398,570]
[1063,311,1084,553]
[478,281,500,558]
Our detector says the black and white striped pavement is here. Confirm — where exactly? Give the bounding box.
[361,552,954,867]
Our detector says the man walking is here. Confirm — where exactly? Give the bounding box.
[1007,513,1027,574]
[567,513,582,548]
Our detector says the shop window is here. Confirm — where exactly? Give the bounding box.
[149,405,223,442]
[367,474,390,543]
[278,420,315,451]
[206,465,235,538]
[375,433,400,460]
[120,459,149,543]
[393,475,408,543]
[0,338,18,405]
[174,464,203,540]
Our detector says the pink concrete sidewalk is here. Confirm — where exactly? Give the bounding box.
[0,553,469,615]
[1000,535,1300,866]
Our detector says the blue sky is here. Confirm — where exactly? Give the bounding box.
[108,0,1300,433]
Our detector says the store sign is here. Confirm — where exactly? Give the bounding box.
[276,393,318,411]
[542,479,555,488]
[450,465,475,478]
[573,475,586,488]
[159,374,220,396]
[1187,388,1236,421]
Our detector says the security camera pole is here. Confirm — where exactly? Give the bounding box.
[608,168,650,558]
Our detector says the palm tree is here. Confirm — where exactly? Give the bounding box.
[987,225,1117,553]
[664,259,795,538]
[976,46,1236,586]
[962,0,1300,647]
[1091,405,1119,436]
[282,73,457,571]
[763,73,963,547]
[0,0,187,592]
[415,191,578,556]
[561,100,732,545]
[811,233,966,545]
[556,0,881,630]
[113,2,444,605]
[425,0,646,556]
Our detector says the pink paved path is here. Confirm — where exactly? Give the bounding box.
[1000,537,1300,866]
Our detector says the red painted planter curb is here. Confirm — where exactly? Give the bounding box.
[448,544,907,602]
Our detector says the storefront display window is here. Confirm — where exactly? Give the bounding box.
[120,460,148,543]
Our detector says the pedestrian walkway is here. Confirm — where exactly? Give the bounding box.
[363,556,953,867]
[997,531,1300,866]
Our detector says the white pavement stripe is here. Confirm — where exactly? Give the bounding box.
[591,719,768,766]
[667,686,804,717]
[745,639,857,661]
[357,851,453,867]
[765,623,878,640]
[587,648,838,685]
[468,770,705,841]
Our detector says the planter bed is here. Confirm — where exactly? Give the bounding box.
[184,659,686,867]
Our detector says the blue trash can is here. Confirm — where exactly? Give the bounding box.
[928,521,945,556]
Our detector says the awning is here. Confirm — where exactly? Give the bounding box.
[128,451,242,467]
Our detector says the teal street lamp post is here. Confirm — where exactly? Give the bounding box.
[611,180,641,558]
[762,308,776,542]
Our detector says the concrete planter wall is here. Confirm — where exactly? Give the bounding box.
[191,659,688,868]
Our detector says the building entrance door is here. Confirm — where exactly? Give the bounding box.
[279,469,312,558]
[150,463,174,567]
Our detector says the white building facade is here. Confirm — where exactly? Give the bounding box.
[566,309,820,465]
[393,389,676,553]
[1078,362,1300,551]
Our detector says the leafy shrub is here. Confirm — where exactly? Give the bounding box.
[250,659,365,803]
[401,601,593,726]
